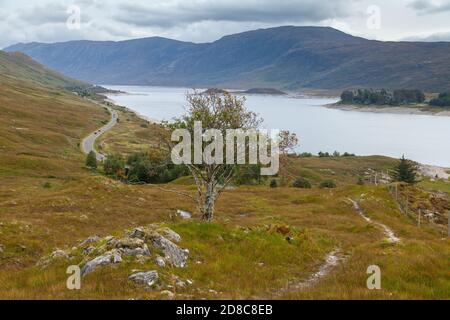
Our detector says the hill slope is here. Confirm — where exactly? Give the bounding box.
[5,26,450,91]
[0,50,89,89]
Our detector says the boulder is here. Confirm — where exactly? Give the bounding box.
[129,270,159,288]
[148,233,188,268]
[158,227,181,243]
[176,210,192,220]
[109,237,150,257]
[155,256,166,268]
[81,250,122,276]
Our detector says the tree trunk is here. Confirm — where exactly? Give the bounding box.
[201,183,217,221]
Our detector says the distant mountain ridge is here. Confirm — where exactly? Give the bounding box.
[5,26,450,91]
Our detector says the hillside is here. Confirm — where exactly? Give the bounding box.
[5,26,450,91]
[0,50,88,89]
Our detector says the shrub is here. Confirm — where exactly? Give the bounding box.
[318,151,330,158]
[320,180,337,189]
[270,179,278,188]
[104,154,125,176]
[357,176,365,185]
[42,182,52,189]
[293,178,312,189]
[85,151,97,169]
[126,152,189,184]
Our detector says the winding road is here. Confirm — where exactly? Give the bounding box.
[81,105,118,161]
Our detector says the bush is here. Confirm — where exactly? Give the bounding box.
[320,180,337,189]
[85,151,97,169]
[104,154,125,177]
[293,178,312,189]
[357,177,365,185]
[42,182,52,189]
[270,179,278,188]
[127,152,189,184]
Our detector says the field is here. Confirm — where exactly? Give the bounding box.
[0,65,449,299]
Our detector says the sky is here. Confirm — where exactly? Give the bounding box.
[1,0,450,49]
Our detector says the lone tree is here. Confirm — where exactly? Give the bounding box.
[85,151,97,169]
[164,91,296,221]
[392,156,418,184]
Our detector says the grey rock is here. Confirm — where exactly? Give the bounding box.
[176,210,192,220]
[83,246,97,256]
[129,227,147,240]
[148,234,188,268]
[110,237,150,257]
[155,256,166,268]
[81,250,122,276]
[158,227,181,243]
[50,249,69,260]
[129,270,159,288]
[79,235,101,247]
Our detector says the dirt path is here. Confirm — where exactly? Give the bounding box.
[349,199,400,243]
[266,249,347,298]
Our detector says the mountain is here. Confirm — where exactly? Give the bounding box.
[5,26,450,91]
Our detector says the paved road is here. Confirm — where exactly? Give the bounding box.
[81,105,118,161]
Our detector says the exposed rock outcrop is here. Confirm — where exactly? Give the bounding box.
[129,270,159,288]
[81,250,122,276]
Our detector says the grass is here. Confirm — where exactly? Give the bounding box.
[0,58,449,299]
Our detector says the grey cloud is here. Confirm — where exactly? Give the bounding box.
[408,0,450,15]
[114,0,353,28]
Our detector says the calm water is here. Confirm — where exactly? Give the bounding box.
[104,85,450,167]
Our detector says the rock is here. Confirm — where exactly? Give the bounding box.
[155,256,166,268]
[0,244,4,253]
[81,250,122,276]
[160,290,175,299]
[80,235,101,247]
[129,227,147,240]
[50,249,69,260]
[110,237,151,257]
[148,233,189,268]
[83,246,97,256]
[158,227,181,243]
[129,270,159,288]
[176,210,192,220]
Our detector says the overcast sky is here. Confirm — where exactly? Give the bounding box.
[1,0,450,49]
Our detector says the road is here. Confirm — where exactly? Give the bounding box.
[81,105,118,161]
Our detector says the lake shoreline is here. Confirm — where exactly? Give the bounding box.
[327,103,450,117]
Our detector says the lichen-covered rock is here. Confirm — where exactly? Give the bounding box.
[81,250,122,276]
[50,249,69,260]
[155,256,166,268]
[129,270,159,288]
[109,237,150,257]
[79,235,101,247]
[83,246,97,256]
[148,233,188,268]
[158,227,181,243]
